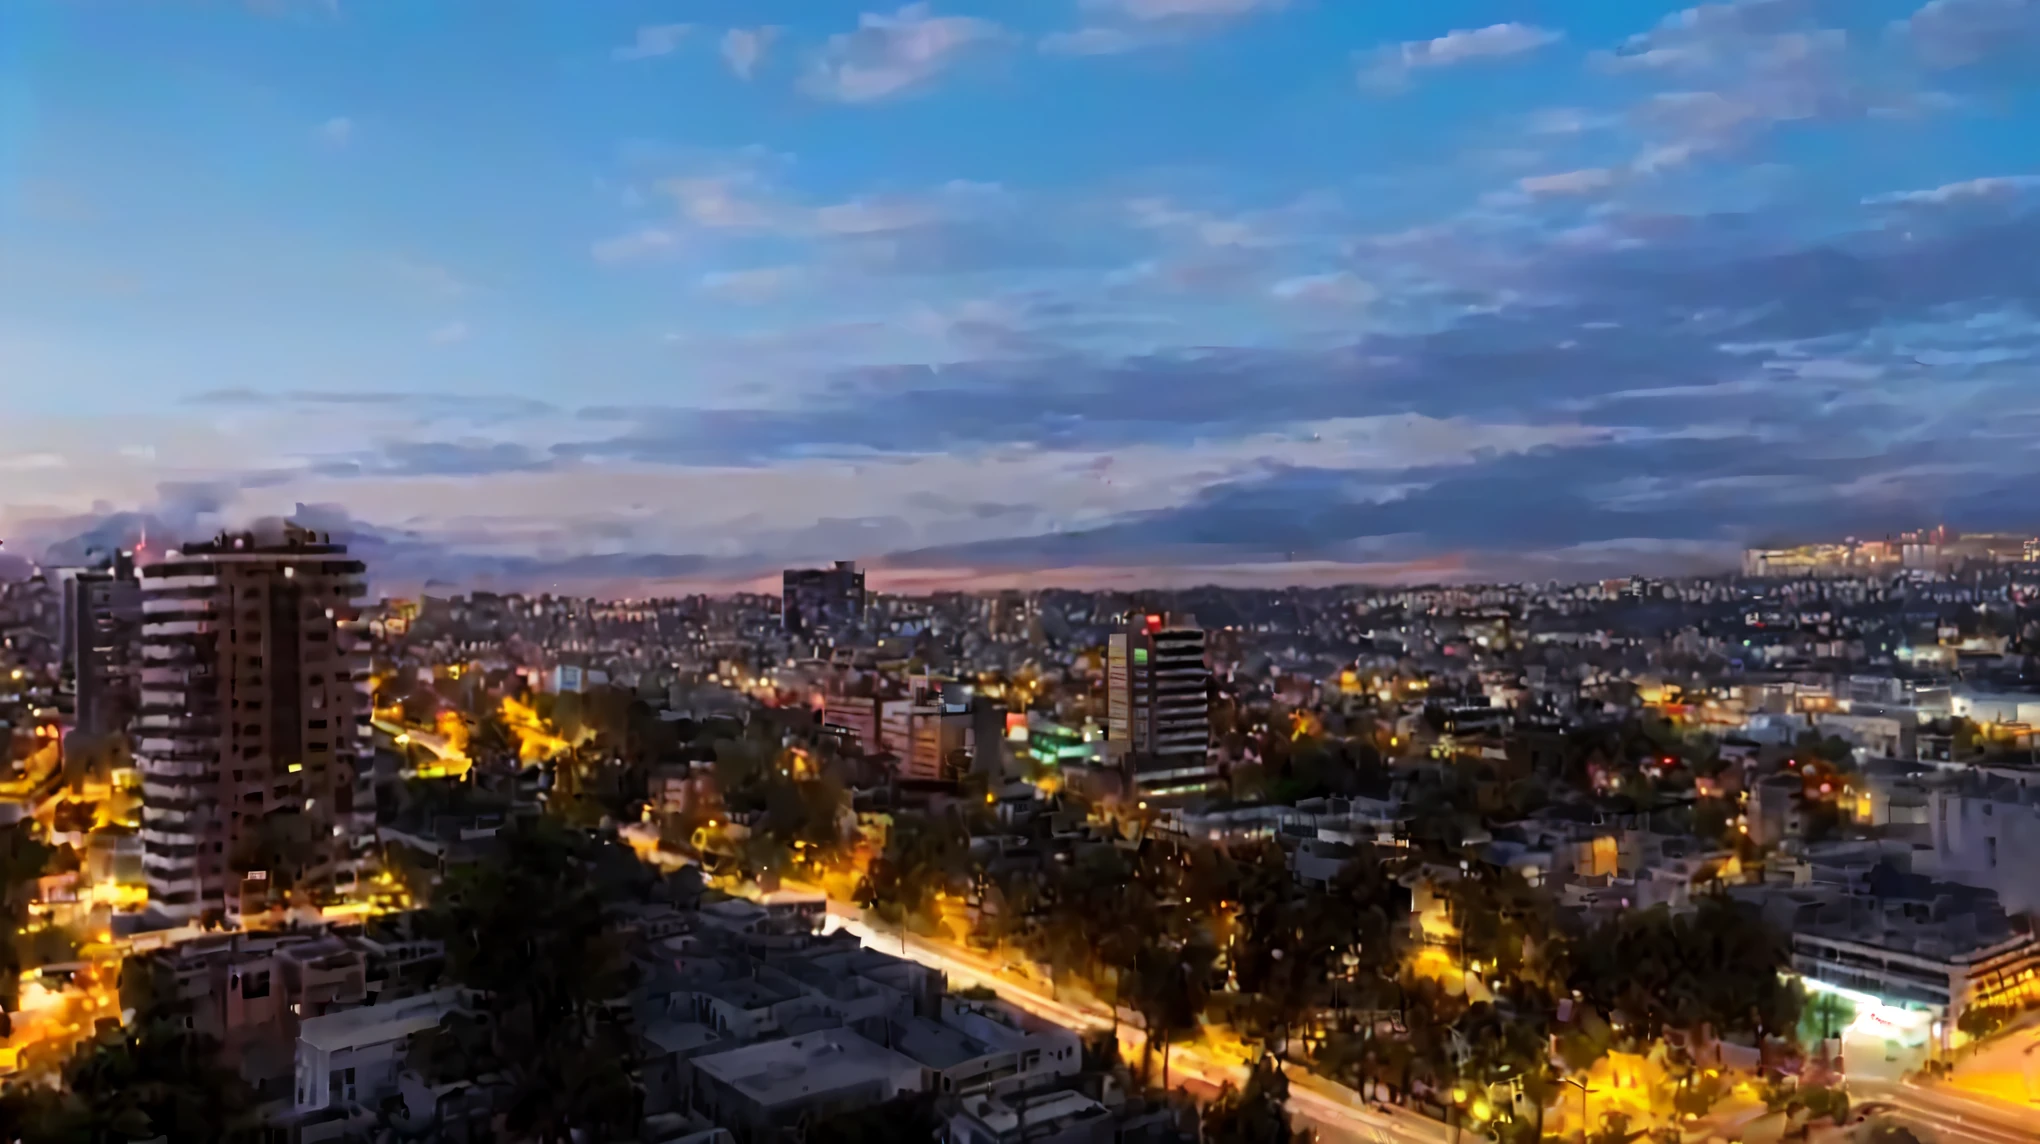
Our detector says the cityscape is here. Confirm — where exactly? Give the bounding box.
[5,527,2040,1143]
[7,0,2040,1142]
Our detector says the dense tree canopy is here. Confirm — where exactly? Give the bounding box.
[1564,896,1801,1042]
[421,818,644,1143]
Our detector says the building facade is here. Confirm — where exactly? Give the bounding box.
[1105,614,1219,802]
[136,526,374,925]
[780,561,866,639]
[60,550,145,739]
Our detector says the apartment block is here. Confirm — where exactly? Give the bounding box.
[1105,614,1218,802]
[135,525,374,925]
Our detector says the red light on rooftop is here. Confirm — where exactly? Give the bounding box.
[1144,614,1163,634]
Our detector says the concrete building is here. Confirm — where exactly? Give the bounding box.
[781,561,865,640]
[58,550,144,739]
[135,525,374,925]
[689,1027,923,1143]
[1747,867,2040,1071]
[946,1089,1115,1144]
[1914,773,2040,916]
[894,996,1084,1098]
[292,988,471,1117]
[1747,772,1805,847]
[882,676,974,784]
[1105,614,1218,802]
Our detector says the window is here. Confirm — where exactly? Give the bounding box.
[1988,837,1999,868]
[243,970,271,999]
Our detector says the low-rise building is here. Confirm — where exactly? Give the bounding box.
[946,1089,1115,1144]
[689,1027,924,1143]
[292,987,471,1117]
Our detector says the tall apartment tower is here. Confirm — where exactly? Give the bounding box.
[1105,613,1220,803]
[136,525,373,926]
[59,550,145,738]
[781,561,866,638]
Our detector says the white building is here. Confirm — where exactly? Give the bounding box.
[946,1089,1114,1144]
[1914,773,2040,916]
[689,1027,923,1141]
[1750,870,2040,1070]
[900,997,1083,1097]
[293,988,470,1116]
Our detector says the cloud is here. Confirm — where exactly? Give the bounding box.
[721,26,780,79]
[699,266,803,302]
[1518,168,1621,196]
[802,5,1009,104]
[1864,175,2040,206]
[429,321,470,344]
[318,116,353,146]
[1270,272,1377,307]
[1043,0,1288,54]
[1597,2,1902,157]
[1041,27,1145,56]
[1901,0,2040,68]
[614,24,691,62]
[390,257,468,299]
[358,440,552,478]
[595,163,1075,277]
[884,428,2029,576]
[1094,0,1289,17]
[590,227,682,264]
[1362,23,1562,90]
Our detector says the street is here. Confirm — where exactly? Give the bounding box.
[821,903,1448,1144]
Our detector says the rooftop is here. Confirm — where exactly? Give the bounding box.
[692,1028,919,1108]
[297,988,466,1055]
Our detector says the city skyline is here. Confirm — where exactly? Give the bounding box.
[6,0,2040,593]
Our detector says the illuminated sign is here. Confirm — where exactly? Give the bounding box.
[1144,614,1163,634]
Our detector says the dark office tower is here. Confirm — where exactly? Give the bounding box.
[781,560,867,638]
[1106,612,1221,804]
[135,524,373,926]
[61,550,144,738]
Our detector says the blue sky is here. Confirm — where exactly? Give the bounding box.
[3,0,2040,592]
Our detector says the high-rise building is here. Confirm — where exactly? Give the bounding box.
[781,561,866,639]
[135,525,373,926]
[1105,613,1220,803]
[59,550,144,738]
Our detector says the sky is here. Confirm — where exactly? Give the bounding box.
[3,0,2039,594]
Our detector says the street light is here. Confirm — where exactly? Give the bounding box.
[1557,1077,1598,1143]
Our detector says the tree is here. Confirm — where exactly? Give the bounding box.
[0,1004,255,1142]
[1563,896,1800,1044]
[1129,939,1215,1089]
[1202,1054,1302,1144]
[859,814,972,930]
[423,819,643,1142]
[1,821,55,1036]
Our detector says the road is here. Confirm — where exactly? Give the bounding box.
[1847,1079,2040,1144]
[818,902,1446,1144]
